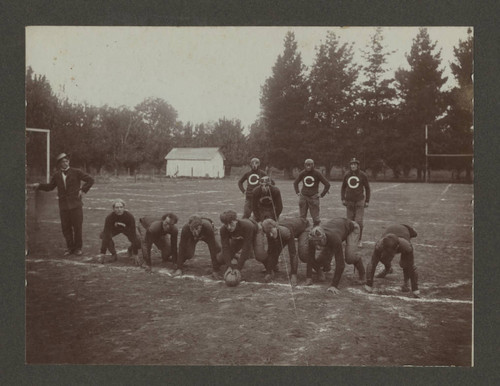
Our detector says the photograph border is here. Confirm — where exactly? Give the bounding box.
[2,0,499,384]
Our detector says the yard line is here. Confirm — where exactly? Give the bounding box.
[360,240,471,251]
[372,184,402,193]
[26,258,472,305]
[88,191,224,199]
[346,288,472,304]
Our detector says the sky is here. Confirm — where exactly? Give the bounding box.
[26,26,471,129]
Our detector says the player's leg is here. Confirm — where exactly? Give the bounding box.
[243,198,252,219]
[354,200,365,247]
[59,209,75,254]
[344,223,365,281]
[309,196,321,226]
[400,253,419,297]
[71,206,84,254]
[298,194,308,220]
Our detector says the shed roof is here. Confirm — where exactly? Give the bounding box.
[165,147,224,161]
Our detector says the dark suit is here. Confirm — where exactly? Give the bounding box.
[38,167,94,251]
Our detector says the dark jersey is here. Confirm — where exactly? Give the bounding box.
[238,168,268,197]
[102,210,137,234]
[220,218,258,262]
[341,170,371,203]
[293,169,330,197]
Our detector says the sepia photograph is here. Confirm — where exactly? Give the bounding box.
[25,26,473,366]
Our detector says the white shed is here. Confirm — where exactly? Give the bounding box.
[165,147,225,178]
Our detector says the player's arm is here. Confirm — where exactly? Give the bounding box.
[318,171,331,197]
[274,189,283,218]
[365,242,382,291]
[219,226,233,266]
[329,242,345,289]
[286,233,298,276]
[203,222,220,259]
[340,175,348,202]
[100,214,114,253]
[169,226,179,261]
[293,172,303,195]
[237,172,248,194]
[36,174,58,191]
[239,223,255,261]
[363,173,371,203]
[177,224,192,268]
[77,169,94,193]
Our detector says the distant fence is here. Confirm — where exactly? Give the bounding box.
[26,166,473,185]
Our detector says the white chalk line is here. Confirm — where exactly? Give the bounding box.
[26,257,471,304]
[372,184,402,193]
[346,288,472,304]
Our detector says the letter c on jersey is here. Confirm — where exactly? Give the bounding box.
[304,176,315,187]
[347,176,360,189]
[248,174,260,185]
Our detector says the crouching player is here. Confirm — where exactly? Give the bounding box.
[261,218,309,285]
[252,176,283,222]
[219,210,267,279]
[98,199,141,264]
[364,224,420,298]
[173,215,223,279]
[137,213,179,270]
[302,218,366,295]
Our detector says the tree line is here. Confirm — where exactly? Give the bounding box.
[26,27,472,181]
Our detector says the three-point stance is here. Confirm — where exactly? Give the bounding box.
[138,213,179,269]
[219,210,266,275]
[365,224,420,298]
[174,215,223,279]
[302,218,366,295]
[238,158,269,219]
[251,176,283,222]
[341,158,370,247]
[261,217,309,285]
[98,199,141,264]
[293,159,330,226]
[31,152,94,256]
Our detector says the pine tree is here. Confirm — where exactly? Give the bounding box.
[436,28,473,180]
[260,31,310,177]
[308,31,360,174]
[394,28,448,180]
[358,28,397,177]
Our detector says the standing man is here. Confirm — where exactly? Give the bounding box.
[261,217,309,285]
[302,218,366,295]
[341,157,371,247]
[238,158,269,219]
[138,213,179,269]
[173,215,223,279]
[32,152,94,256]
[219,210,267,276]
[364,224,420,298]
[98,199,141,264]
[251,176,283,223]
[293,159,330,226]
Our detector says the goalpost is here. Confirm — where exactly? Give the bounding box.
[424,125,473,182]
[26,127,50,183]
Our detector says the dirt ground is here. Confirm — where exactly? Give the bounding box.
[25,179,473,366]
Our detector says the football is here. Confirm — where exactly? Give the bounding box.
[224,268,242,287]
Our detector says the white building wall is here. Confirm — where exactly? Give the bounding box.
[166,153,224,178]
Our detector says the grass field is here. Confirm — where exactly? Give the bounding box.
[25,177,473,366]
